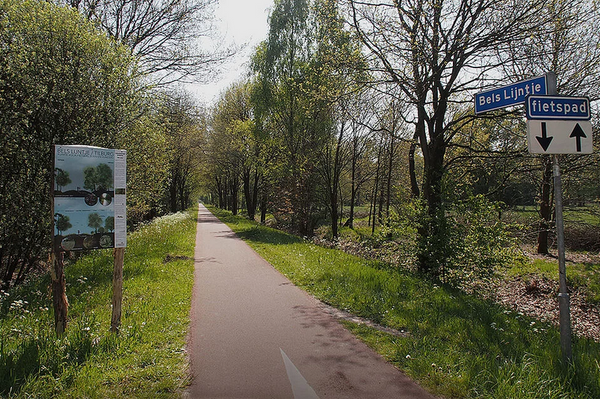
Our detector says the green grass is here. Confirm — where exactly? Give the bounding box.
[508,204,600,227]
[209,206,600,399]
[0,209,197,398]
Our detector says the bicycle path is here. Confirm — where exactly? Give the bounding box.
[186,204,437,398]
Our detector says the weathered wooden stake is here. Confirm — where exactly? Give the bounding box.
[50,250,69,335]
[110,247,125,333]
[50,149,68,336]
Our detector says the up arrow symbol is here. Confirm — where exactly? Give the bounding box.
[570,123,587,152]
[536,122,553,151]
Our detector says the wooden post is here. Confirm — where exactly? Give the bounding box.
[50,251,69,335]
[110,247,125,333]
[50,147,69,336]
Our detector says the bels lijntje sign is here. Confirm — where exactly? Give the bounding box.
[53,145,126,251]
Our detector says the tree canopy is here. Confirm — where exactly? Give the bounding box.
[0,0,137,287]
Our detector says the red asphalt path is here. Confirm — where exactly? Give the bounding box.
[186,204,437,399]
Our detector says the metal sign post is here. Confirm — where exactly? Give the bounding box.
[475,72,586,365]
[552,155,572,363]
[527,73,576,365]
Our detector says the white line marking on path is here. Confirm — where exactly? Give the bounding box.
[280,348,320,399]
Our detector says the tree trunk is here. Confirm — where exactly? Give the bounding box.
[229,175,239,215]
[330,190,339,237]
[409,133,420,198]
[417,120,447,276]
[348,141,358,229]
[370,138,384,234]
[169,177,178,213]
[260,194,267,224]
[385,133,395,219]
[243,169,253,219]
[252,171,260,221]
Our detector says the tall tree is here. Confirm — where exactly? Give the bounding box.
[312,0,368,237]
[116,99,172,226]
[160,92,206,212]
[209,81,260,219]
[347,0,549,275]
[252,0,329,234]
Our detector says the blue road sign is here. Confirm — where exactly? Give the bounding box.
[474,75,547,114]
[526,95,590,120]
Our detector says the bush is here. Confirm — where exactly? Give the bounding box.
[0,0,136,287]
[443,195,525,287]
[411,195,524,286]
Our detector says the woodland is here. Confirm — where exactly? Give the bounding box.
[1,0,599,289]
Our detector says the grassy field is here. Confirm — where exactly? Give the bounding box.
[209,206,600,399]
[506,204,600,227]
[0,209,197,398]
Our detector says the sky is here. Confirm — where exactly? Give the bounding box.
[185,0,274,105]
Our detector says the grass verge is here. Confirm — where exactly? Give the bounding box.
[0,209,197,398]
[209,206,600,399]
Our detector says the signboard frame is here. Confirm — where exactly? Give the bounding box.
[53,145,127,252]
[526,119,593,154]
[474,75,547,114]
[525,95,591,120]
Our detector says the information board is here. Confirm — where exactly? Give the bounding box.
[53,145,127,251]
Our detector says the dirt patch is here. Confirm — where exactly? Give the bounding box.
[493,275,600,342]
[163,254,191,263]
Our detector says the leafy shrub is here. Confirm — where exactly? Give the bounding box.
[443,195,525,287]
[0,0,136,287]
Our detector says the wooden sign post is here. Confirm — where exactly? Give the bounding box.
[51,145,127,335]
[111,247,125,333]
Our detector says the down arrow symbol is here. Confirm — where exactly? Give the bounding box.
[536,122,553,151]
[570,123,587,152]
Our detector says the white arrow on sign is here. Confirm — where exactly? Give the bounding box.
[527,120,593,154]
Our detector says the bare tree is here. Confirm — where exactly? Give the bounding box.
[60,0,234,86]
[346,0,550,275]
